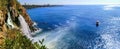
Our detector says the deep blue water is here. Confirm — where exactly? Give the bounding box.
[27,5,120,49]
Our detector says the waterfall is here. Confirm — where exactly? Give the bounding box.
[18,15,32,39]
[7,12,15,29]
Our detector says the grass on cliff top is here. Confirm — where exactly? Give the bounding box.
[0,0,21,10]
[0,0,8,10]
[0,29,47,49]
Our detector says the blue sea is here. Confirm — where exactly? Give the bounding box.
[27,5,120,49]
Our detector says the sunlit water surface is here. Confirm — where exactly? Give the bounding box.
[27,5,120,49]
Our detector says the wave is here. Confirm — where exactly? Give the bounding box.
[103,5,120,10]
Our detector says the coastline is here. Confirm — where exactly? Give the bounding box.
[23,5,62,9]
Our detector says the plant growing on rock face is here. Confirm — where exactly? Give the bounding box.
[0,0,8,10]
[34,39,47,49]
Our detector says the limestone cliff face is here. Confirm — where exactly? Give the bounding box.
[0,0,35,43]
[0,0,34,32]
[0,0,41,47]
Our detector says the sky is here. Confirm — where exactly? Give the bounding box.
[18,0,120,5]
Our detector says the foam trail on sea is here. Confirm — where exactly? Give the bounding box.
[33,16,77,49]
[94,16,120,49]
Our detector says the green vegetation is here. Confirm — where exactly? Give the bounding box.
[0,29,47,49]
[0,0,8,10]
[34,39,47,49]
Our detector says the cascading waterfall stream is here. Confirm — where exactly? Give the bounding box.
[18,15,32,39]
[7,12,15,29]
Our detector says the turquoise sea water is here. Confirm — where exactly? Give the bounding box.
[27,5,120,49]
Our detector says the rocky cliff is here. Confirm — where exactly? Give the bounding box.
[0,0,36,32]
[0,0,36,45]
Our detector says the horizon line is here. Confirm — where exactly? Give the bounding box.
[21,4,120,5]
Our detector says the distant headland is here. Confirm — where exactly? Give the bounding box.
[22,4,62,9]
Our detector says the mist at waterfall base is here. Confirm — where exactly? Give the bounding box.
[27,5,120,49]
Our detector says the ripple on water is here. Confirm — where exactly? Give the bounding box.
[94,17,120,49]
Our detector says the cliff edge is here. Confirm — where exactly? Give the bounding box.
[0,0,44,48]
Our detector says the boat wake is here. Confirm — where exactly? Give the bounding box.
[33,16,77,49]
